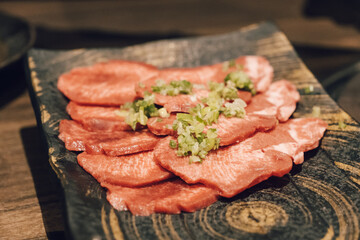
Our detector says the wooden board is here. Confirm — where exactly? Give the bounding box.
[26,22,360,240]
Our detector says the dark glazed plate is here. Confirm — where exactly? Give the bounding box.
[26,22,360,240]
[0,11,35,69]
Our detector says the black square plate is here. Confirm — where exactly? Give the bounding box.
[27,22,360,240]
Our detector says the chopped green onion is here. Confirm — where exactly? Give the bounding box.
[222,59,239,72]
[304,85,314,94]
[114,109,129,118]
[189,155,202,164]
[225,70,256,95]
[122,94,159,130]
[158,108,170,118]
[312,106,321,118]
[338,120,347,130]
[169,140,177,149]
[207,81,238,100]
[156,118,163,122]
[138,82,145,88]
[222,99,247,118]
[151,79,193,96]
[228,59,236,68]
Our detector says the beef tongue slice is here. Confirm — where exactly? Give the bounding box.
[57,60,159,105]
[66,101,131,131]
[136,56,273,111]
[77,151,173,187]
[148,114,278,147]
[155,136,293,198]
[154,118,327,197]
[246,80,300,122]
[102,178,218,216]
[58,120,160,155]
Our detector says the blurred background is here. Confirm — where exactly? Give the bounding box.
[0,0,359,239]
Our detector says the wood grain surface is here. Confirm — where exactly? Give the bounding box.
[26,22,360,239]
[0,0,359,49]
[0,60,65,239]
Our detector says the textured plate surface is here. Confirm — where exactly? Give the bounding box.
[27,22,360,240]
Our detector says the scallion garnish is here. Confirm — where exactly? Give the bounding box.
[151,79,193,96]
[121,94,159,130]
[225,70,256,95]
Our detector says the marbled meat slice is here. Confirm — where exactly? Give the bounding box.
[66,101,130,131]
[155,137,293,198]
[154,118,327,197]
[136,56,273,111]
[246,80,300,122]
[210,114,278,146]
[57,60,158,105]
[102,178,219,216]
[77,151,173,187]
[58,120,159,155]
[147,114,277,147]
[239,118,327,164]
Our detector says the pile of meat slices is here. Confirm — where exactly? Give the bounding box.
[57,56,328,216]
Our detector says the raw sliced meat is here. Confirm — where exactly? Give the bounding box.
[77,151,173,187]
[136,56,273,110]
[159,89,209,113]
[237,90,252,103]
[58,120,159,155]
[102,178,219,216]
[154,118,327,197]
[155,137,293,198]
[210,114,277,146]
[57,60,158,105]
[147,114,177,136]
[66,101,131,131]
[147,114,277,147]
[210,55,274,92]
[239,118,327,164]
[246,80,300,122]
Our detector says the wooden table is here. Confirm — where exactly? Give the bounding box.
[0,1,359,239]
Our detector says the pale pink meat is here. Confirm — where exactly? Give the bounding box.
[147,114,277,146]
[154,118,327,197]
[147,114,177,136]
[238,118,327,164]
[209,114,277,146]
[136,56,273,111]
[57,60,158,105]
[102,179,219,216]
[246,80,300,122]
[66,101,131,131]
[77,151,173,187]
[155,136,293,198]
[58,120,160,155]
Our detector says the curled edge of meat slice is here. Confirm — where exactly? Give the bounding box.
[66,101,131,131]
[58,120,160,156]
[101,178,219,216]
[246,80,300,122]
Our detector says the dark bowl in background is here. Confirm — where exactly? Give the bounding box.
[0,11,35,69]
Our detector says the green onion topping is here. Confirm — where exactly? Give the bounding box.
[121,94,159,130]
[225,70,256,95]
[338,120,347,130]
[312,106,321,118]
[151,79,193,96]
[304,85,314,94]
